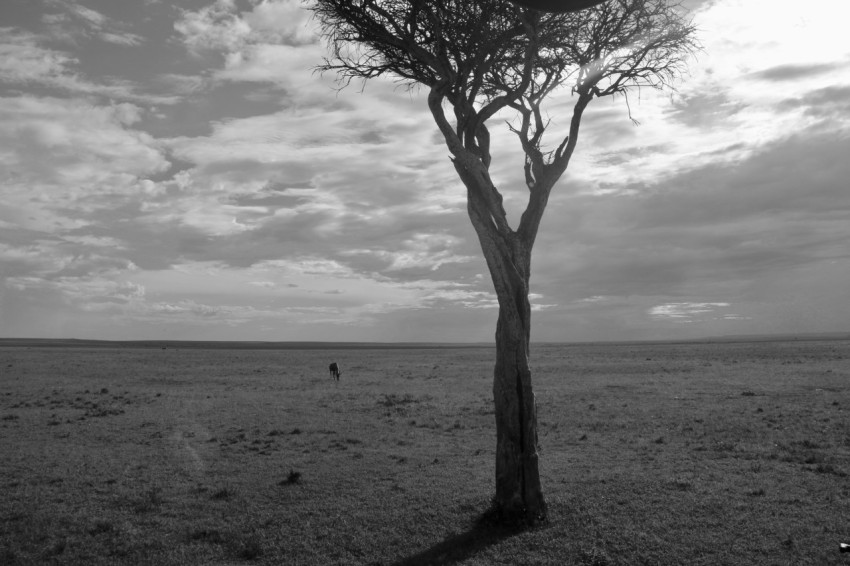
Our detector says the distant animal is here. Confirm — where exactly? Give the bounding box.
[328,362,340,381]
[840,542,850,553]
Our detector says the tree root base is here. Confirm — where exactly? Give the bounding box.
[477,499,548,529]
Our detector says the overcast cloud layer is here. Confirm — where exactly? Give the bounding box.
[1,0,848,343]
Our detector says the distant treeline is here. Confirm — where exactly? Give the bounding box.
[699,332,850,343]
[0,338,495,350]
[2,333,849,350]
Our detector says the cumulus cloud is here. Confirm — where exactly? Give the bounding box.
[176,0,252,54]
[7,270,145,310]
[0,28,176,103]
[176,0,316,54]
[649,302,731,322]
[147,80,467,275]
[0,240,71,276]
[42,0,144,46]
[0,28,77,84]
[0,92,172,315]
[0,259,491,335]
[343,233,475,272]
[172,0,329,107]
[0,96,167,218]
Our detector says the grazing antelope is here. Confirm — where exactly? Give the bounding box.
[328,362,340,381]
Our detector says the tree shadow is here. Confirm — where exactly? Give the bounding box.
[389,519,524,566]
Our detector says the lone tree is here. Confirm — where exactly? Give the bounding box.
[312,0,697,523]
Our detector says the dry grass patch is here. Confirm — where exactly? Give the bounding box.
[1,340,848,564]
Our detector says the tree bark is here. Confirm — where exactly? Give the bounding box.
[454,155,546,524]
[491,246,545,524]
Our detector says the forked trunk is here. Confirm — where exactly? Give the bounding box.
[456,157,547,524]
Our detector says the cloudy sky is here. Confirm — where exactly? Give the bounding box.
[1,0,848,343]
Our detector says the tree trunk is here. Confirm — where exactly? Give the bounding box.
[489,237,546,524]
[455,156,546,524]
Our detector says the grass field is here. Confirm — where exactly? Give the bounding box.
[1,339,849,565]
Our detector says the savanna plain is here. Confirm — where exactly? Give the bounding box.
[1,339,849,565]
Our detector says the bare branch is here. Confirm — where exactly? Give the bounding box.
[312,0,699,246]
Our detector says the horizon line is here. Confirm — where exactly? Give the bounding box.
[1,331,849,349]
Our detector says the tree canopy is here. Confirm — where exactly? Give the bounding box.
[314,0,697,177]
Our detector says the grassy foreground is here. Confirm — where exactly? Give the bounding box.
[1,340,849,565]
